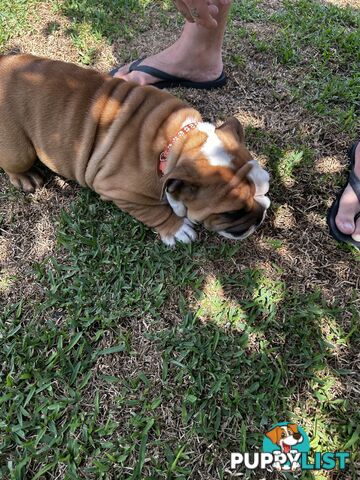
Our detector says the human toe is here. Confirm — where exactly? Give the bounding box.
[335,184,359,234]
[351,215,360,242]
[112,63,131,78]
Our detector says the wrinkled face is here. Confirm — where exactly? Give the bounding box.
[163,117,270,240]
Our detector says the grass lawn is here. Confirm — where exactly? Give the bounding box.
[0,0,359,478]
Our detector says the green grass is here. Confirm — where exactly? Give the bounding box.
[1,191,359,478]
[245,126,316,195]
[234,0,360,135]
[0,0,41,48]
[271,0,360,133]
[230,0,265,22]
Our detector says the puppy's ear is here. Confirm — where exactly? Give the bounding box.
[265,427,282,445]
[166,179,184,194]
[217,117,244,142]
[160,164,199,200]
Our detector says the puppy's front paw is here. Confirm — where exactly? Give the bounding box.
[161,218,197,247]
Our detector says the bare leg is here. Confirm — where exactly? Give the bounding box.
[335,142,360,241]
[113,1,232,85]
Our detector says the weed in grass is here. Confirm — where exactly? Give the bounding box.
[244,127,315,191]
[235,26,248,39]
[0,269,15,294]
[265,238,283,250]
[66,22,101,65]
[44,20,61,36]
[249,32,272,54]
[276,149,311,187]
[231,53,246,67]
[272,33,298,65]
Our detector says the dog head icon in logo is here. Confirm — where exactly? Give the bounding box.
[262,422,310,471]
[266,423,303,454]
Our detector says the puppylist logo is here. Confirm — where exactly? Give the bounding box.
[262,422,309,471]
[231,422,350,473]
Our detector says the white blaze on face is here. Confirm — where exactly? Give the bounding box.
[247,159,271,210]
[197,122,233,167]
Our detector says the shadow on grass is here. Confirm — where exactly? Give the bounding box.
[1,185,358,478]
[55,0,177,63]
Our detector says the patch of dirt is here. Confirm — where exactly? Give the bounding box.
[315,156,343,174]
[324,0,360,6]
[0,173,79,304]
[257,0,285,15]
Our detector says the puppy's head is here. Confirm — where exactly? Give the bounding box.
[163,117,270,240]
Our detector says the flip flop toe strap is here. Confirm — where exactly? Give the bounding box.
[349,170,360,204]
[129,59,184,82]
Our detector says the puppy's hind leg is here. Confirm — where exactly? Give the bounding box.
[7,167,45,193]
[1,145,44,193]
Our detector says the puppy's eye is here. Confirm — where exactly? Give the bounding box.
[186,184,198,195]
[281,432,286,438]
[222,208,247,221]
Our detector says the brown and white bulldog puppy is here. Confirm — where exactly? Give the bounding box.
[0,54,270,245]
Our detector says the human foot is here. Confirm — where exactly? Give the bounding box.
[334,142,360,242]
[112,42,224,86]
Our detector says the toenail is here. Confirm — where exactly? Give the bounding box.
[336,220,354,233]
[344,222,354,230]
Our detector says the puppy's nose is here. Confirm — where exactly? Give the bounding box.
[293,433,301,440]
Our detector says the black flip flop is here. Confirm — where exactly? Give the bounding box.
[109,58,227,90]
[327,141,360,249]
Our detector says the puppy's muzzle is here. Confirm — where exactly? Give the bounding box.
[219,160,270,240]
[219,206,266,240]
